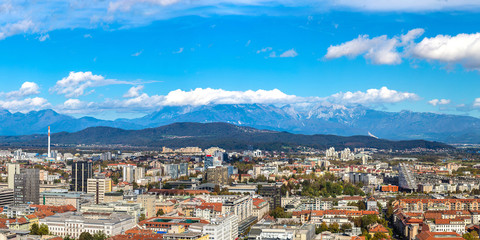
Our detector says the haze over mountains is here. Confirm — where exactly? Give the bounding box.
[1,104,479,143]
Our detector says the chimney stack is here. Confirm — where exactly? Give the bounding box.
[48,126,51,158]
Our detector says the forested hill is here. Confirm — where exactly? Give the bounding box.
[0,122,453,151]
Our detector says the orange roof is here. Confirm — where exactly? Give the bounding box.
[26,214,37,220]
[417,231,463,240]
[253,198,267,208]
[369,224,389,233]
[351,237,366,240]
[17,217,27,224]
[30,204,77,213]
[196,203,222,212]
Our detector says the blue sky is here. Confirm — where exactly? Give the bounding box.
[1,0,480,119]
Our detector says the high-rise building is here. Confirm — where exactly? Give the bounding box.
[87,176,112,204]
[205,167,229,185]
[71,161,93,192]
[134,167,145,181]
[122,165,135,183]
[0,188,14,207]
[7,163,20,189]
[258,184,282,210]
[14,168,39,204]
[137,194,156,218]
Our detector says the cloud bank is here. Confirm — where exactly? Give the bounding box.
[50,71,135,98]
[326,29,480,71]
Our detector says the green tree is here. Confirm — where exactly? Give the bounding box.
[30,223,39,235]
[329,222,340,233]
[63,236,74,240]
[38,224,49,235]
[386,200,394,220]
[79,232,94,240]
[341,223,352,232]
[320,222,329,232]
[372,232,389,240]
[269,207,292,219]
[93,231,107,240]
[156,209,165,216]
[463,233,474,240]
[138,213,146,222]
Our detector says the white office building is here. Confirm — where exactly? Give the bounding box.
[40,212,135,238]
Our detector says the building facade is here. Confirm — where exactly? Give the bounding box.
[71,161,93,192]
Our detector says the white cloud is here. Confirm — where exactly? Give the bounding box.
[1,82,40,99]
[55,87,420,114]
[109,0,181,12]
[50,71,133,97]
[328,86,419,105]
[256,47,272,54]
[401,28,425,44]
[245,40,251,47]
[84,34,92,38]
[333,0,480,12]
[161,88,299,106]
[0,20,36,40]
[123,85,144,98]
[428,99,451,106]
[473,98,480,108]
[0,97,50,113]
[279,49,298,58]
[173,48,184,54]
[325,29,480,71]
[1,1,480,42]
[325,29,425,65]
[410,33,480,70]
[38,34,49,42]
[131,50,143,56]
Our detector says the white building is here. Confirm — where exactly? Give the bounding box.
[40,212,135,238]
[202,215,238,240]
[428,219,466,234]
[223,195,253,222]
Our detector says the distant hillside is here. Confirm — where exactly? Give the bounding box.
[0,104,479,143]
[0,122,453,151]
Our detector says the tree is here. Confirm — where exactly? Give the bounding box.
[93,232,107,240]
[79,232,94,240]
[372,232,389,240]
[156,209,165,216]
[463,231,479,240]
[386,200,394,220]
[320,222,328,232]
[269,207,292,219]
[38,224,49,235]
[341,223,353,232]
[63,236,74,240]
[213,185,221,193]
[30,223,39,235]
[329,222,340,233]
[138,213,146,222]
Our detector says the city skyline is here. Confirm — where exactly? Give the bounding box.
[0,1,480,119]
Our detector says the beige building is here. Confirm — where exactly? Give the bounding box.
[87,177,112,204]
[137,194,156,218]
[7,163,20,189]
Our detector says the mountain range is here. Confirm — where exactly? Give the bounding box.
[0,122,452,150]
[0,104,479,143]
